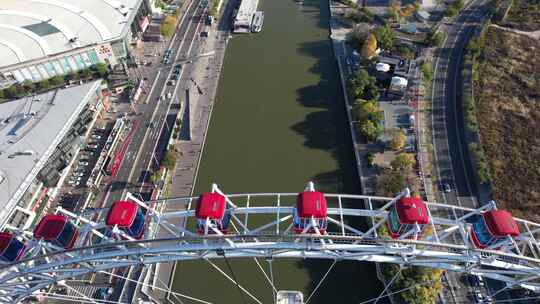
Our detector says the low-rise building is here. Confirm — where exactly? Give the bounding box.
[0,0,153,89]
[0,80,105,229]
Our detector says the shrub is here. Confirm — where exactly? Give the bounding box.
[4,85,20,98]
[79,68,92,79]
[162,149,177,171]
[389,128,406,151]
[365,152,375,167]
[36,79,50,91]
[361,33,378,59]
[49,75,65,86]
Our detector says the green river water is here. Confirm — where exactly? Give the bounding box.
[171,0,383,302]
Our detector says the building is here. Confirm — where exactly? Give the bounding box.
[0,81,105,229]
[233,0,259,33]
[0,0,153,89]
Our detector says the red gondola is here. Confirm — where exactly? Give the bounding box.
[195,192,230,234]
[0,232,26,263]
[293,187,328,234]
[34,214,79,249]
[106,201,146,239]
[387,196,429,239]
[470,210,519,249]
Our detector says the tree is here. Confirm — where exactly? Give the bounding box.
[5,85,19,98]
[359,119,383,142]
[160,15,177,38]
[162,150,177,171]
[65,72,79,82]
[49,75,65,86]
[36,79,50,91]
[389,128,406,151]
[376,168,405,196]
[22,80,35,93]
[0,89,4,100]
[421,63,433,82]
[365,152,375,167]
[348,69,379,100]
[361,33,377,59]
[425,30,444,47]
[79,68,92,79]
[390,153,415,171]
[374,25,395,50]
[93,63,109,78]
[388,0,401,22]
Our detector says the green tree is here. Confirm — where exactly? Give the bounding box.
[5,85,19,98]
[352,99,380,122]
[388,0,401,22]
[390,153,415,171]
[65,72,79,82]
[361,33,378,59]
[376,168,405,196]
[421,63,433,82]
[160,15,177,38]
[374,25,395,50]
[36,79,50,91]
[22,80,35,93]
[0,89,4,100]
[162,150,177,171]
[359,119,383,142]
[389,128,406,151]
[425,30,444,47]
[49,75,65,86]
[365,152,375,167]
[93,63,109,78]
[79,68,92,79]
[348,69,379,100]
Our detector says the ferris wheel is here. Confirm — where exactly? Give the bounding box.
[1,182,540,303]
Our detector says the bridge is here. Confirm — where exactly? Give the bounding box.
[1,184,540,303]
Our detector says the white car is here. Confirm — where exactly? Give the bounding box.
[91,135,101,140]
[73,172,84,177]
[167,92,172,99]
[78,161,89,166]
[87,144,99,149]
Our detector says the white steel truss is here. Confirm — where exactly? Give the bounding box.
[1,185,540,303]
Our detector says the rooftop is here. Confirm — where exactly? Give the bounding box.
[0,0,142,68]
[0,80,101,227]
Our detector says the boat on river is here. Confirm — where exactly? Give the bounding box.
[251,11,264,33]
[276,290,304,304]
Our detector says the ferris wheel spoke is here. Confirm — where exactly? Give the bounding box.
[204,258,262,304]
[38,292,126,304]
[252,257,278,297]
[304,259,337,304]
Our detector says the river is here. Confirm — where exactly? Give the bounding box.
[171,0,383,302]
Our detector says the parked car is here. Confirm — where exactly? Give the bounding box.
[78,161,89,166]
[87,144,99,149]
[73,172,84,177]
[168,79,176,86]
[167,92,172,99]
[171,74,178,81]
[91,134,101,140]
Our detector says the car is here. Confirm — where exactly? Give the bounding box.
[200,31,208,38]
[167,92,172,99]
[171,74,178,81]
[473,291,485,303]
[73,172,84,177]
[442,183,451,193]
[91,134,101,140]
[173,66,181,74]
[78,161,89,166]
[67,179,76,185]
[87,144,99,149]
[168,79,176,86]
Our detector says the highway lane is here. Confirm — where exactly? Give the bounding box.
[431,0,490,210]
[430,1,497,303]
[103,0,205,206]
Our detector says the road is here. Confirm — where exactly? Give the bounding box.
[103,0,206,207]
[429,0,514,303]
